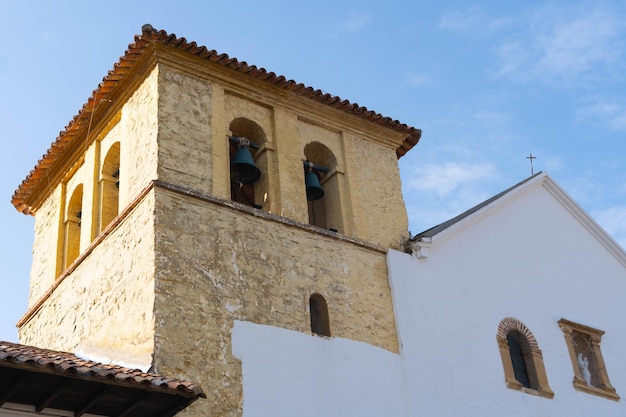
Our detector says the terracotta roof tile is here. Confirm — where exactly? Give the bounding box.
[0,341,205,398]
[12,24,421,214]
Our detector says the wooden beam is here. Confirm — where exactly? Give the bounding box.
[0,372,26,405]
[76,383,109,417]
[36,379,69,412]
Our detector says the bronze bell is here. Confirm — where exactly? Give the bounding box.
[304,161,324,201]
[230,138,261,184]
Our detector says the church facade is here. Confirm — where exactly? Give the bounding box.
[230,172,626,417]
[12,25,626,417]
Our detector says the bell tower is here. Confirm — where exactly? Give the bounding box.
[13,25,421,417]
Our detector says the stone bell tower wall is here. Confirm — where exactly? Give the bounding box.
[150,185,399,417]
[18,189,157,366]
[154,59,410,250]
[18,66,162,362]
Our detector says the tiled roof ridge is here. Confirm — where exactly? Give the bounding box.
[0,341,206,398]
[12,24,421,214]
[140,25,421,145]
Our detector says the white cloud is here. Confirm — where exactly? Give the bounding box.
[438,8,510,37]
[438,8,482,32]
[578,98,626,131]
[536,10,621,79]
[493,39,533,79]
[493,6,625,84]
[342,11,370,32]
[407,74,427,86]
[406,162,497,197]
[473,110,511,126]
[404,162,500,234]
[543,155,564,172]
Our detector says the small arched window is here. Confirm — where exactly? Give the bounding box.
[309,294,331,337]
[496,317,553,398]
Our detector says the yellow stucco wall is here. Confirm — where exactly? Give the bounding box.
[19,190,157,366]
[157,68,214,194]
[27,186,62,305]
[25,65,160,301]
[154,60,409,248]
[121,66,160,202]
[152,187,398,417]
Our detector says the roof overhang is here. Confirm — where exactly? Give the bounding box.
[0,341,205,417]
[12,24,421,215]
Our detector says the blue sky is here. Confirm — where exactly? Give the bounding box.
[1,1,625,342]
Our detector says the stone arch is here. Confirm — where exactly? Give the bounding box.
[496,317,539,351]
[304,141,337,171]
[496,317,553,398]
[230,118,267,145]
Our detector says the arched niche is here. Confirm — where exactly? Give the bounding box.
[100,142,120,232]
[309,293,331,337]
[64,184,84,270]
[303,142,342,232]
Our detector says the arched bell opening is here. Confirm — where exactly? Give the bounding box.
[99,142,120,233]
[64,184,84,270]
[229,118,269,210]
[303,142,342,232]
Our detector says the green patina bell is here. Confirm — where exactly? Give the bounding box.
[304,165,324,201]
[231,145,261,185]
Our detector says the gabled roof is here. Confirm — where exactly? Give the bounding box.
[0,341,205,417]
[413,172,543,240]
[409,172,626,268]
[12,24,421,215]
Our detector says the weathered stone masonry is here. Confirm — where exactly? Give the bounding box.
[15,27,420,417]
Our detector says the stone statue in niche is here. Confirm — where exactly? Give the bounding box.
[577,353,592,386]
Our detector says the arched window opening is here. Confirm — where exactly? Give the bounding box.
[303,142,341,232]
[496,317,553,398]
[507,331,533,389]
[229,118,268,210]
[65,185,83,269]
[309,294,330,337]
[100,142,120,232]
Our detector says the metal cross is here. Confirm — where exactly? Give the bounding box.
[526,153,537,175]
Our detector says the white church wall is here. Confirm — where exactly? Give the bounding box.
[388,181,626,416]
[231,320,407,417]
